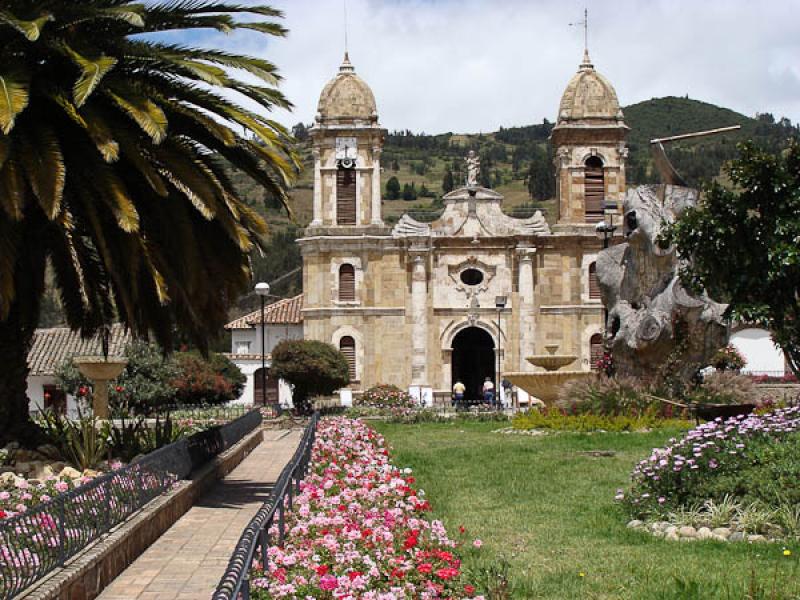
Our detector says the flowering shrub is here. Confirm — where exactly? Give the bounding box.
[249,418,483,599]
[709,345,746,372]
[621,406,800,517]
[557,376,681,418]
[357,384,417,409]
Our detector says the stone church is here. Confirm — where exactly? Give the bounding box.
[299,49,627,402]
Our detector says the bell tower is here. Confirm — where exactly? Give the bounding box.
[309,54,385,230]
[550,50,628,226]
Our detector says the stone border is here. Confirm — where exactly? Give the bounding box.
[626,520,783,543]
[19,428,264,600]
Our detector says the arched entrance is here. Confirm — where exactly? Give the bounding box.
[451,327,495,403]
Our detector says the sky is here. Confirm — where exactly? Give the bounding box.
[173,0,800,134]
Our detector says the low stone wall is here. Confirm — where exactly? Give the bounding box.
[754,384,800,404]
[20,428,264,600]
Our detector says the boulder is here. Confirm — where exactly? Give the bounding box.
[627,519,644,529]
[82,469,100,478]
[30,462,55,480]
[665,531,680,541]
[697,527,713,540]
[59,466,82,480]
[729,531,746,542]
[747,534,767,543]
[678,526,697,538]
[712,527,732,538]
[0,472,19,486]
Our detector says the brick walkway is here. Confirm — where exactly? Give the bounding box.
[98,429,302,600]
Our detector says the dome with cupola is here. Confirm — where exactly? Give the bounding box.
[316,53,378,124]
[557,50,624,123]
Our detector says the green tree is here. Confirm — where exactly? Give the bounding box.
[663,140,800,375]
[385,176,401,200]
[269,340,349,415]
[442,169,454,193]
[0,1,298,443]
[527,144,554,200]
[402,182,417,201]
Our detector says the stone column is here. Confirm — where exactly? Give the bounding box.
[517,249,535,370]
[371,147,383,225]
[410,253,428,385]
[310,148,322,226]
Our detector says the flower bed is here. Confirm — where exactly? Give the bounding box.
[356,384,417,409]
[249,418,483,599]
[619,406,800,539]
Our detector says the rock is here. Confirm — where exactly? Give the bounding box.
[665,525,678,537]
[652,530,665,538]
[36,444,59,458]
[729,532,746,542]
[0,471,19,486]
[679,536,696,542]
[747,535,767,543]
[678,526,697,538]
[711,534,728,542]
[596,184,729,380]
[59,466,82,480]
[50,462,67,475]
[652,521,671,532]
[712,527,731,538]
[627,520,644,529]
[697,527,713,540]
[82,469,100,478]
[15,461,31,475]
[665,531,680,541]
[30,462,54,480]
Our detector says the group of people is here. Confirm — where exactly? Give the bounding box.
[452,377,510,408]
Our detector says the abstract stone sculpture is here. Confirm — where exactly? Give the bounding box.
[596,184,728,380]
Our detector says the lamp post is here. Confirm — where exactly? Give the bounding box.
[255,282,270,409]
[495,295,507,410]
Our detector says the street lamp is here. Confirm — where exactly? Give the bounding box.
[595,199,619,249]
[495,295,507,410]
[255,282,270,409]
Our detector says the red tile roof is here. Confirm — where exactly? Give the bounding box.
[27,324,131,376]
[224,294,304,330]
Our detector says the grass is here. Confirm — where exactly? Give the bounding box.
[372,421,800,599]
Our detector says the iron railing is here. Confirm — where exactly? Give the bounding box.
[0,408,262,599]
[213,412,320,600]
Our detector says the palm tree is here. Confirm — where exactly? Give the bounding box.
[0,1,299,442]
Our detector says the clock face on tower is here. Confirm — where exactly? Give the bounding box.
[335,137,358,161]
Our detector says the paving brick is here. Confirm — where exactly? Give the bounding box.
[97,429,301,599]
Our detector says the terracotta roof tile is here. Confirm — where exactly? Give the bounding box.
[225,294,303,330]
[27,324,132,376]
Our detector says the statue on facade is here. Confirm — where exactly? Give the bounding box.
[596,184,729,382]
[465,150,480,187]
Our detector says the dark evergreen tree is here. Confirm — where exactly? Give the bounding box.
[385,176,401,200]
[442,169,455,193]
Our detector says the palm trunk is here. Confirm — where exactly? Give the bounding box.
[0,300,39,445]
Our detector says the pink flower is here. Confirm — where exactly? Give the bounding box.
[319,573,337,591]
[473,539,483,548]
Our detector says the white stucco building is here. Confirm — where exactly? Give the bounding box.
[729,327,787,376]
[224,294,304,406]
[26,324,131,417]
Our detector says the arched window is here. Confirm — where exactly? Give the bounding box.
[588,262,601,300]
[339,336,357,381]
[338,264,356,301]
[336,166,356,225]
[584,156,604,223]
[590,334,604,372]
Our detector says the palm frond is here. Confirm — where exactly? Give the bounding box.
[0,10,53,41]
[0,73,30,134]
[106,88,168,143]
[19,123,65,220]
[0,156,26,221]
[60,44,118,107]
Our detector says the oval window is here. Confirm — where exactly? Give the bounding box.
[460,268,484,286]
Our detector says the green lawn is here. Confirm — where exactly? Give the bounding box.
[372,421,800,599]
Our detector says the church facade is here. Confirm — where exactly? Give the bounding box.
[298,50,627,402]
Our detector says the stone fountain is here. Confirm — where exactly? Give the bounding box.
[504,345,594,406]
[73,356,128,419]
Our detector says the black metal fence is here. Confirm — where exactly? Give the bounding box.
[213,412,320,600]
[0,408,262,599]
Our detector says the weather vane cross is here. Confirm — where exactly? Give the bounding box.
[569,8,589,54]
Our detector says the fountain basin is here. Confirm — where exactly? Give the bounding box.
[505,370,594,406]
[74,356,128,419]
[526,355,577,372]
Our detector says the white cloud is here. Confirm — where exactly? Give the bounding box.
[205,0,800,133]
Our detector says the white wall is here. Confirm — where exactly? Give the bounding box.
[27,375,81,418]
[730,328,785,375]
[230,359,294,408]
[231,324,303,356]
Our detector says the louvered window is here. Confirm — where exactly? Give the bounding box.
[340,336,356,381]
[337,167,356,225]
[589,262,601,300]
[590,334,604,372]
[584,156,604,223]
[339,264,356,301]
